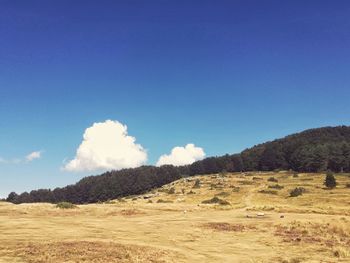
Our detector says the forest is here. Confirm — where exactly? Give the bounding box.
[7,126,350,204]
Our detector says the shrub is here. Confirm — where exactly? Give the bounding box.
[324,172,337,189]
[215,191,230,197]
[193,179,201,189]
[167,187,175,194]
[267,177,278,182]
[346,183,350,188]
[219,170,227,177]
[55,202,77,209]
[104,200,116,204]
[268,184,284,190]
[187,190,196,194]
[202,196,230,205]
[258,189,278,195]
[239,180,254,185]
[210,183,223,190]
[293,173,299,178]
[289,187,306,197]
[231,186,240,192]
[157,199,173,203]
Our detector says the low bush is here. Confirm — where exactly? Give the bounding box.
[157,199,173,203]
[289,187,306,197]
[193,179,201,189]
[268,184,284,190]
[267,177,278,182]
[239,180,254,185]
[55,202,77,209]
[167,187,175,194]
[215,191,230,197]
[231,186,240,192]
[346,183,350,188]
[104,200,116,204]
[252,177,263,180]
[258,189,278,195]
[201,196,230,205]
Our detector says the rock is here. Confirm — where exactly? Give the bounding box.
[257,212,265,217]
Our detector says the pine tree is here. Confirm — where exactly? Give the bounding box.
[324,172,336,189]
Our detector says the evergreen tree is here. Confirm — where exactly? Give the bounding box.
[324,172,336,189]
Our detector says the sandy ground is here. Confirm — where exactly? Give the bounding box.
[0,172,350,262]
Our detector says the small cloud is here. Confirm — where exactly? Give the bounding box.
[25,151,42,162]
[63,120,147,172]
[156,143,205,166]
[0,151,43,164]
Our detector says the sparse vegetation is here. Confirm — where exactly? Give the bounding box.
[55,202,77,209]
[268,184,284,190]
[201,196,230,205]
[268,177,278,182]
[239,180,254,185]
[167,187,175,194]
[215,191,230,197]
[258,189,278,195]
[192,179,201,189]
[2,171,350,262]
[231,187,240,192]
[156,199,173,203]
[289,187,306,197]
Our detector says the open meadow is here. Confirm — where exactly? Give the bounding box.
[1,172,350,263]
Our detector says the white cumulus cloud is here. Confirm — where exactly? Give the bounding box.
[63,120,147,172]
[25,151,42,162]
[156,143,205,166]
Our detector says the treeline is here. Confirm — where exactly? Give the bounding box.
[7,126,350,204]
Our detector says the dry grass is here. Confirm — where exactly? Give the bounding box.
[0,241,176,263]
[1,171,350,262]
[202,222,257,232]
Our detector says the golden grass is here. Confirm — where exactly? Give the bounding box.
[0,171,350,262]
[0,241,176,263]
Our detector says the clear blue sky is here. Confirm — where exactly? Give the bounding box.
[1,0,350,197]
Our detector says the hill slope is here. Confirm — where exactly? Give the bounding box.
[7,126,350,204]
[2,171,350,262]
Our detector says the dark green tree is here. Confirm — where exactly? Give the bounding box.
[324,172,336,189]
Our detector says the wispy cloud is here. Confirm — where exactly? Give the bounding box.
[0,150,43,164]
[25,151,42,162]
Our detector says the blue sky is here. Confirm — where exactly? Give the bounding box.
[1,0,350,197]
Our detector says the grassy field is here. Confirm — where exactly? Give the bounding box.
[1,172,350,262]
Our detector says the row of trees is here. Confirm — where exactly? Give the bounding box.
[7,126,350,204]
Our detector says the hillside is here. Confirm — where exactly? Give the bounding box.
[7,126,350,204]
[1,171,350,262]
